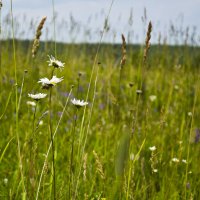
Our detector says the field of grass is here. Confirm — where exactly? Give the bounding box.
[1,2,200,200]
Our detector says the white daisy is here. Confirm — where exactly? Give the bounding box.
[149,95,157,102]
[3,178,8,185]
[182,159,187,164]
[38,76,64,89]
[28,93,47,100]
[39,120,44,126]
[188,112,192,117]
[171,157,179,163]
[174,85,179,90]
[153,169,158,173]
[48,55,65,69]
[136,89,142,94]
[149,146,156,151]
[71,98,88,108]
[26,101,36,107]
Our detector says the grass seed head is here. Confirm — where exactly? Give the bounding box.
[32,16,47,58]
[120,34,127,68]
[143,21,152,64]
[93,150,105,180]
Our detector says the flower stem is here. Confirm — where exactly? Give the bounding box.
[69,108,78,199]
[49,87,56,200]
[32,102,38,135]
[36,87,73,200]
[28,100,38,197]
[76,74,81,98]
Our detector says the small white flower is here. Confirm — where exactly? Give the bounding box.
[172,157,179,163]
[182,159,187,164]
[48,55,65,69]
[28,93,47,100]
[188,112,192,117]
[153,169,158,173]
[26,101,36,107]
[130,153,135,161]
[39,120,44,126]
[174,85,179,90]
[3,178,8,185]
[178,140,183,145]
[71,98,88,108]
[136,89,142,94]
[38,76,64,89]
[149,146,156,151]
[149,95,157,102]
[50,76,64,85]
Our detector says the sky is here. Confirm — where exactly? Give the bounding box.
[2,0,200,44]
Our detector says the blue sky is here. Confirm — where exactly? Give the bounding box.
[2,0,200,43]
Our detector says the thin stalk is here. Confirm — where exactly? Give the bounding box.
[116,67,123,120]
[184,84,197,199]
[10,0,26,197]
[74,66,100,198]
[52,0,57,57]
[118,67,123,99]
[0,86,14,121]
[75,1,115,197]
[48,87,56,200]
[77,0,115,160]
[28,101,38,197]
[76,74,81,98]
[117,34,126,119]
[36,87,73,200]
[126,139,146,200]
[17,70,27,112]
[51,67,55,79]
[126,162,133,200]
[69,108,78,199]
[32,102,38,136]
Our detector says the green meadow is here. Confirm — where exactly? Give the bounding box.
[1,3,200,200]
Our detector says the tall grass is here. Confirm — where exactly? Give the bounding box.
[0,0,200,200]
[10,0,26,199]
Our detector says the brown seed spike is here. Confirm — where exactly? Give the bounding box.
[120,34,126,68]
[143,21,152,65]
[32,16,47,58]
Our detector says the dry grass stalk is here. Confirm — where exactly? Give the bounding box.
[43,160,49,176]
[83,153,88,182]
[32,16,47,58]
[120,34,126,68]
[93,150,105,180]
[143,21,152,65]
